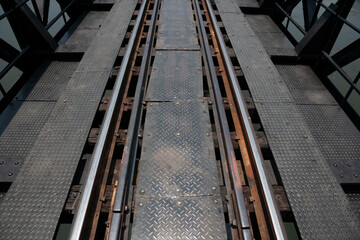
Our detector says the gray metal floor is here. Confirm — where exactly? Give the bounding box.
[131,0,227,238]
[214,0,359,238]
[245,14,297,57]
[0,0,137,238]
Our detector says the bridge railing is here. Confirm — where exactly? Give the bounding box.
[267,0,360,126]
[0,0,79,111]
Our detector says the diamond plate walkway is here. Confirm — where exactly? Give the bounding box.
[131,0,227,238]
[214,0,359,239]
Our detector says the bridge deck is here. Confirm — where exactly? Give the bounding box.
[215,0,359,238]
[0,0,137,238]
[132,0,226,238]
[0,0,359,239]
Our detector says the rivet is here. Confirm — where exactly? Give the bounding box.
[176,133,180,136]
[138,134,143,139]
[176,189,180,192]
[214,200,218,203]
[347,163,351,167]
[0,161,4,165]
[339,174,343,178]
[354,174,358,178]
[177,201,181,205]
[304,135,308,138]
[142,101,146,105]
[8,172,13,176]
[147,133,151,136]
[176,102,179,105]
[141,190,145,194]
[206,133,210,136]
[212,187,216,191]
[14,161,19,165]
[208,101,213,105]
[63,100,67,103]
[139,203,143,206]
[334,163,337,167]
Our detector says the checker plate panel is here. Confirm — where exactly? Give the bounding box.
[146,51,203,101]
[256,102,360,239]
[137,101,219,197]
[132,196,227,240]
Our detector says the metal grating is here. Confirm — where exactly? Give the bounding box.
[146,51,203,101]
[136,101,220,197]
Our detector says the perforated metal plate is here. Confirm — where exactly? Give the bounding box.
[146,51,203,101]
[276,65,337,105]
[132,196,226,240]
[137,101,219,197]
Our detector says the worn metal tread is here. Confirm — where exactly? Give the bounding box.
[0,0,137,238]
[214,0,360,238]
[146,51,203,101]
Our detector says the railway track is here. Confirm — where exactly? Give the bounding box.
[64,0,293,239]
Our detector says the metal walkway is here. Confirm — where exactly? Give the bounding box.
[131,0,226,238]
[0,0,137,238]
[214,0,359,238]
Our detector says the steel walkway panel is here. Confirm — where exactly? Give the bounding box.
[277,65,336,105]
[133,102,226,239]
[15,61,78,101]
[214,0,359,238]
[256,102,359,239]
[136,101,219,197]
[146,51,203,101]
[132,196,226,240]
[0,0,137,238]
[298,104,360,184]
[157,0,198,50]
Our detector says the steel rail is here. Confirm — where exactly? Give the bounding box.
[67,0,148,239]
[204,0,288,239]
[194,0,251,239]
[109,0,160,238]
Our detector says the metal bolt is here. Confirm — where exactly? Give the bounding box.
[8,172,13,176]
[138,134,143,139]
[206,133,210,136]
[208,101,213,105]
[176,102,179,105]
[141,190,145,194]
[63,100,67,103]
[334,163,337,167]
[95,131,99,135]
[176,133,180,136]
[212,187,216,191]
[304,135,308,138]
[142,101,146,105]
[139,203,143,206]
[277,194,281,199]
[214,200,218,203]
[347,163,352,167]
[176,189,180,192]
[177,201,181,205]
[14,161,19,165]
[333,193,337,196]
[339,174,343,178]
[0,161,4,165]
[354,174,358,178]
